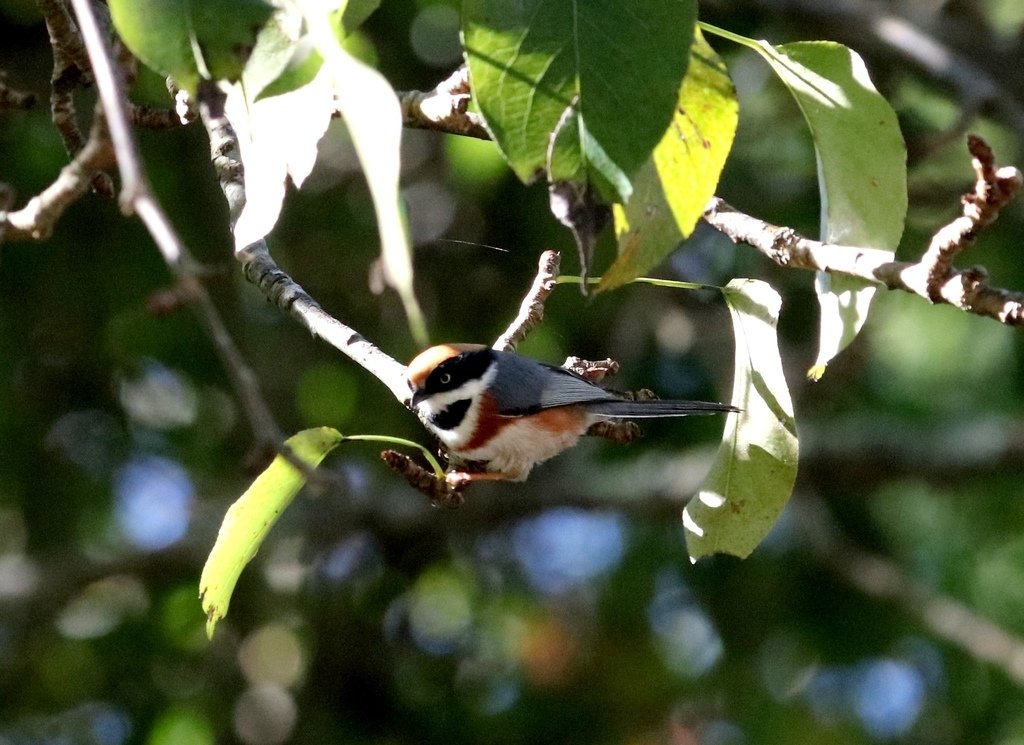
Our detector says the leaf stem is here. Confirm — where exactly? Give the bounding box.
[556,275,720,291]
[343,434,445,478]
[697,22,764,52]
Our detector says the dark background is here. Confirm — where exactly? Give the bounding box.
[1,1,1024,743]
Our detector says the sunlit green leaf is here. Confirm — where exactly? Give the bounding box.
[225,55,335,252]
[109,0,273,93]
[462,0,697,203]
[199,427,343,638]
[302,0,428,345]
[602,28,738,291]
[685,279,798,560]
[753,38,906,378]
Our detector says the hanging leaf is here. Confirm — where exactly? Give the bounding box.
[760,41,906,379]
[302,0,428,345]
[602,28,738,291]
[109,0,273,93]
[224,8,336,254]
[462,0,697,204]
[685,279,798,560]
[340,0,380,35]
[199,427,343,638]
[703,26,907,378]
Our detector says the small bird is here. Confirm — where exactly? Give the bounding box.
[406,344,735,486]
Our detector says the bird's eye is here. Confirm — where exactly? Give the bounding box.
[438,373,452,385]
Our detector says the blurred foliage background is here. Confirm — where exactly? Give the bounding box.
[2,0,1024,743]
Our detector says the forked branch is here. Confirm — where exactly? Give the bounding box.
[703,135,1024,325]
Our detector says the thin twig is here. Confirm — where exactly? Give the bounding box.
[380,450,466,507]
[3,106,115,240]
[703,136,1024,325]
[395,66,490,140]
[493,250,561,352]
[39,0,114,197]
[0,72,36,110]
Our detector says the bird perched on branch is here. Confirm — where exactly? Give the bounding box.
[407,344,735,486]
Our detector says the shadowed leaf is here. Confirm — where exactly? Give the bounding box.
[685,279,798,560]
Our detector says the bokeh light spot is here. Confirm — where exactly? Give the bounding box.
[408,566,474,655]
[409,4,461,66]
[114,455,194,551]
[852,659,925,739]
[238,624,306,688]
[233,685,297,745]
[513,508,625,595]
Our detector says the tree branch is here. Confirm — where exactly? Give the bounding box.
[65,0,283,453]
[196,83,412,406]
[395,66,490,140]
[703,136,1024,325]
[2,104,115,240]
[492,249,561,352]
[39,0,114,197]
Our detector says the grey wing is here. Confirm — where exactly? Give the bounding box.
[488,350,617,414]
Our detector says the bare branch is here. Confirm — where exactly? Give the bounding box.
[396,66,490,140]
[703,136,1024,326]
[380,450,466,507]
[492,249,561,352]
[3,106,115,240]
[39,0,114,197]
[0,72,36,110]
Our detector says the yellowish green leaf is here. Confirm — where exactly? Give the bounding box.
[199,427,342,638]
[602,28,738,291]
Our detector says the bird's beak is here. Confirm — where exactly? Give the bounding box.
[410,388,426,408]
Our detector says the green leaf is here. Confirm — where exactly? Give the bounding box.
[109,0,273,93]
[602,28,738,291]
[302,0,428,345]
[253,2,374,103]
[225,39,335,252]
[751,38,907,378]
[462,0,697,203]
[685,279,798,560]
[340,0,380,35]
[200,427,343,638]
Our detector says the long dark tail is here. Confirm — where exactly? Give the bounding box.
[587,399,738,418]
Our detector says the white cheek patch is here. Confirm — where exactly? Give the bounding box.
[415,366,497,448]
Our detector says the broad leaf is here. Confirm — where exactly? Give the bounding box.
[756,40,906,379]
[303,0,428,345]
[199,427,343,638]
[602,28,738,291]
[462,0,697,204]
[255,1,375,102]
[109,0,273,93]
[226,37,335,253]
[685,279,798,560]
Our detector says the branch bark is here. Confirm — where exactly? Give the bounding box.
[395,66,490,140]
